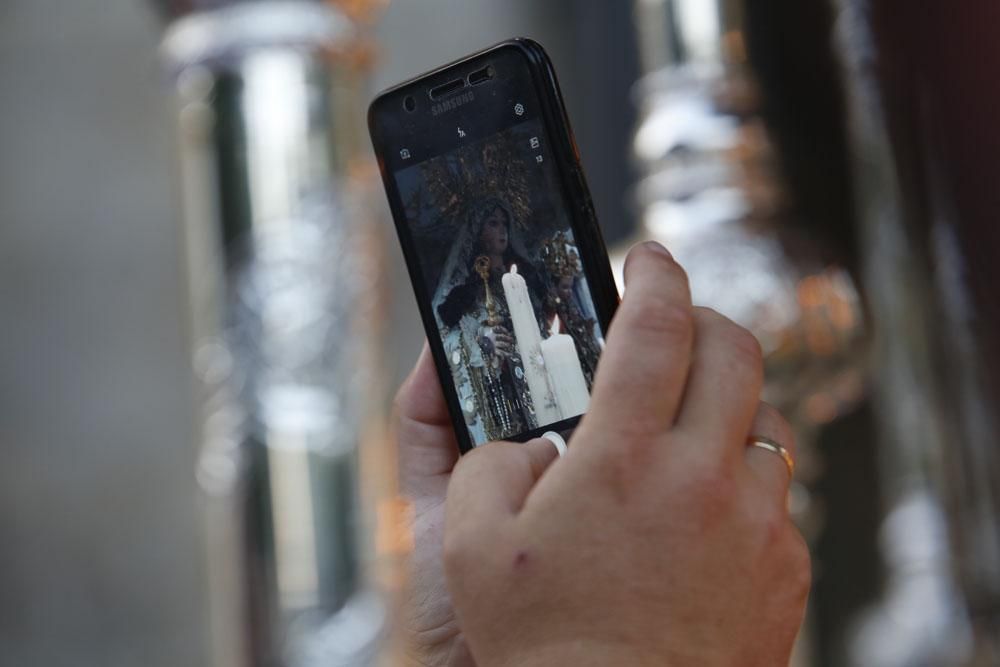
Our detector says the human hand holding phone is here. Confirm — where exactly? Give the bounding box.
[441,242,811,666]
[394,343,558,666]
[392,344,474,666]
[380,40,807,665]
[370,39,620,453]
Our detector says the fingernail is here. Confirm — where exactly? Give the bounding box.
[541,431,568,457]
[642,240,672,259]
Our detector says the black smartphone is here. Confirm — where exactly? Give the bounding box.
[369,38,618,453]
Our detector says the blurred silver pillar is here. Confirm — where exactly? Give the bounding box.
[161,3,386,665]
[626,0,866,431]
[629,1,992,665]
[832,0,997,664]
[626,0,866,460]
[625,2,868,664]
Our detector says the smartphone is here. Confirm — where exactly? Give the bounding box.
[369,38,618,453]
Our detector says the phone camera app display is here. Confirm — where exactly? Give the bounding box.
[395,119,605,446]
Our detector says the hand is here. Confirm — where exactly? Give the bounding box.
[479,325,515,360]
[443,242,811,667]
[393,344,476,667]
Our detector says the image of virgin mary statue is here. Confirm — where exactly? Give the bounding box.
[432,197,550,444]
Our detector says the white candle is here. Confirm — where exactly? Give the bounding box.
[541,323,591,419]
[501,266,562,425]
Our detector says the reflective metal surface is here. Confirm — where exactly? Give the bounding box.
[625,2,869,664]
[163,3,387,665]
[625,0,867,463]
[629,1,1000,665]
[833,0,1000,663]
[626,0,866,428]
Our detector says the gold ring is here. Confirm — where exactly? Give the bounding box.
[747,437,794,478]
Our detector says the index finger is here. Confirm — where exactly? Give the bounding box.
[583,242,694,442]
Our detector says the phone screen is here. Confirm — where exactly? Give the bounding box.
[393,116,606,446]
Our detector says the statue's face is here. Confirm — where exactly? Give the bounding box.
[479,207,509,255]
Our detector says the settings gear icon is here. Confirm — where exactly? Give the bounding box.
[514,102,525,116]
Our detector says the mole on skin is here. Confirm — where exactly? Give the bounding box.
[513,551,530,569]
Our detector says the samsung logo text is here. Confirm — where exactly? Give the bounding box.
[432,91,475,116]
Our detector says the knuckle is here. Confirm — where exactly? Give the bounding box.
[725,325,764,367]
[628,243,688,279]
[656,259,691,298]
[624,297,694,344]
[697,309,764,375]
[787,530,813,596]
[681,457,738,520]
[757,505,787,547]
[451,444,503,485]
[608,432,659,487]
[751,515,812,602]
[693,305,725,324]
[659,252,690,281]
[615,416,667,446]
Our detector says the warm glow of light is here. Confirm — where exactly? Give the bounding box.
[797,275,825,308]
[805,324,837,356]
[376,496,414,557]
[830,295,856,331]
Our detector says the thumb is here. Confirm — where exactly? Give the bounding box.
[394,342,459,481]
[446,438,561,538]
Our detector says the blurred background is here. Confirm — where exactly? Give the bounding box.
[2,0,998,665]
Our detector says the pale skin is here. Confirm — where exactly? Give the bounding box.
[393,241,810,666]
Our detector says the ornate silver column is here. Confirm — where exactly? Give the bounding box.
[626,0,866,484]
[832,1,999,664]
[624,2,868,664]
[161,3,389,665]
